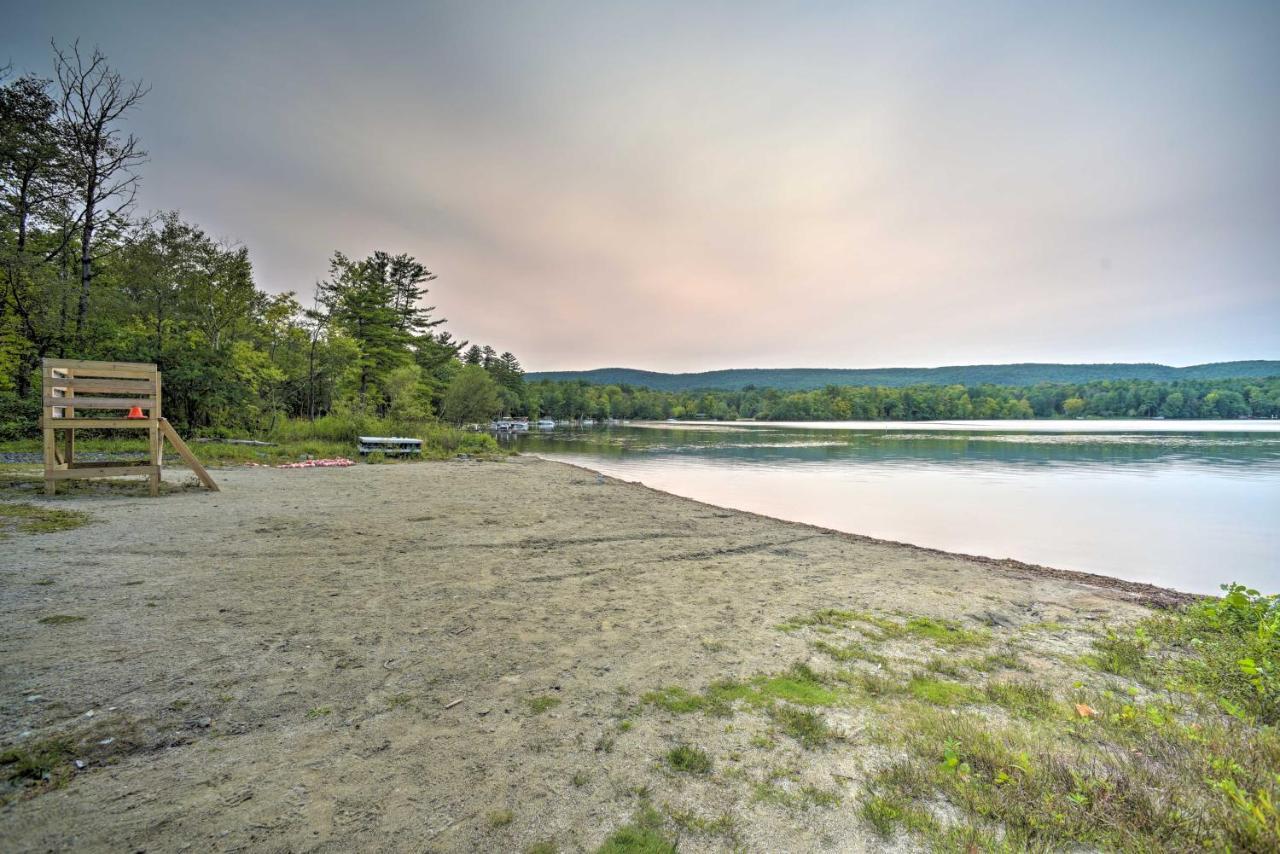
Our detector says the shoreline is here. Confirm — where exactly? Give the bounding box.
[527,454,1199,609]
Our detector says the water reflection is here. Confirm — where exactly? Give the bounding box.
[514,422,1280,594]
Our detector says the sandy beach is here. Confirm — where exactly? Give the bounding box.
[1,457,1186,852]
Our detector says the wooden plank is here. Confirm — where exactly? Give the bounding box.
[44,418,157,430]
[55,378,157,394]
[42,396,156,410]
[160,418,218,491]
[69,459,148,469]
[43,358,158,372]
[43,365,157,380]
[47,465,157,479]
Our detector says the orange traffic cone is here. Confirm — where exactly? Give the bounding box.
[126,405,145,419]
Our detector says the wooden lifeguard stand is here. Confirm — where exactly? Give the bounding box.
[42,358,218,496]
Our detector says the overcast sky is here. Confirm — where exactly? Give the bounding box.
[4,1,1278,371]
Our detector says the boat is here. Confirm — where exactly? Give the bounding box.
[491,418,530,432]
[537,418,556,429]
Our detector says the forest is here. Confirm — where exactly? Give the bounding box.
[3,47,1277,444]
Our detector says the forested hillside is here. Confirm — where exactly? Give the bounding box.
[528,362,1280,392]
[525,377,1280,421]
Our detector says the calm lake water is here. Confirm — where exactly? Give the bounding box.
[514,420,1280,595]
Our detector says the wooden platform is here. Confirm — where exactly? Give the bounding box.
[41,358,218,496]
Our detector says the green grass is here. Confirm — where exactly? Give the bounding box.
[0,502,90,538]
[597,804,677,854]
[664,743,713,774]
[767,705,834,748]
[642,663,843,717]
[984,680,1056,719]
[1084,584,1280,726]
[902,616,990,648]
[487,809,514,828]
[907,676,982,706]
[525,695,561,714]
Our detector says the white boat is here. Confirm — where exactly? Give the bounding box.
[581,418,596,426]
[491,418,530,432]
[537,419,556,429]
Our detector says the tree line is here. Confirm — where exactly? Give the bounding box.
[518,376,1280,422]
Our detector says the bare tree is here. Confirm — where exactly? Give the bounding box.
[52,40,148,342]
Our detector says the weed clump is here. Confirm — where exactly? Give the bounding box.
[767,705,834,748]
[525,695,561,714]
[597,804,676,853]
[664,743,713,774]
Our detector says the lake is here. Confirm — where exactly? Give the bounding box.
[514,420,1280,595]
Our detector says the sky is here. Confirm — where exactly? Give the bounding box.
[3,1,1278,371]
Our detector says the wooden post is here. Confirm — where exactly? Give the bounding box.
[149,371,162,496]
[43,426,56,496]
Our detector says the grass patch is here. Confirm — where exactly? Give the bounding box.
[525,695,561,714]
[0,502,90,538]
[967,647,1026,672]
[304,706,331,719]
[664,804,737,837]
[984,680,1056,719]
[812,639,889,667]
[37,614,85,626]
[907,676,982,706]
[487,809,514,828]
[1,737,74,785]
[902,616,989,648]
[597,804,676,854]
[642,663,843,717]
[754,779,842,809]
[767,705,834,748]
[664,743,713,774]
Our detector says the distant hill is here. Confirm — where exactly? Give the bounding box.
[526,361,1280,392]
